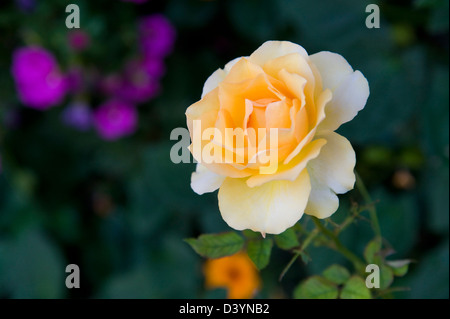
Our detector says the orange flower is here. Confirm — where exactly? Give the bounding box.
[203,252,260,299]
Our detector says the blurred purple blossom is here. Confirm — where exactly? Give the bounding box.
[93,100,138,140]
[139,14,176,59]
[101,58,164,104]
[61,102,92,131]
[97,14,175,105]
[15,0,36,12]
[66,67,84,93]
[68,30,91,52]
[11,46,68,110]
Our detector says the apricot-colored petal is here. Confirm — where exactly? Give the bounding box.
[186,88,220,135]
[277,69,307,105]
[249,41,309,66]
[265,100,291,129]
[283,89,332,164]
[201,57,243,98]
[246,138,326,188]
[219,74,277,130]
[223,58,265,84]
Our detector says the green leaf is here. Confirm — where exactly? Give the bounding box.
[399,241,448,298]
[184,232,244,259]
[1,228,65,298]
[98,266,155,299]
[380,265,395,290]
[386,259,413,277]
[322,264,351,285]
[340,276,372,299]
[294,276,339,299]
[364,239,382,264]
[242,229,261,239]
[274,227,299,250]
[247,239,273,270]
[373,189,421,256]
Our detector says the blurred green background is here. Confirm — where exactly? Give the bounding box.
[0,0,448,299]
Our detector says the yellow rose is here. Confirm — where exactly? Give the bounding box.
[186,41,369,235]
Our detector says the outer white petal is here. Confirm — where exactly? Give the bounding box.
[307,131,356,194]
[310,51,354,91]
[304,131,356,219]
[218,169,311,235]
[310,52,369,132]
[201,57,243,98]
[304,173,339,219]
[191,163,226,195]
[249,41,309,66]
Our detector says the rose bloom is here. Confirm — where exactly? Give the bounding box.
[93,100,138,140]
[203,252,260,299]
[11,46,67,110]
[186,41,369,235]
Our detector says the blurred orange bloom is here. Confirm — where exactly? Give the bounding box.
[203,252,260,299]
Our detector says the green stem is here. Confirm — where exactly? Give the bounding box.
[355,172,382,242]
[278,228,319,281]
[312,217,366,274]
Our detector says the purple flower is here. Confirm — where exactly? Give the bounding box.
[139,14,176,59]
[118,58,164,103]
[62,102,92,131]
[11,46,67,110]
[15,0,36,12]
[93,100,138,140]
[66,67,84,93]
[101,58,164,104]
[68,30,91,52]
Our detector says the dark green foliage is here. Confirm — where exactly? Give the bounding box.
[0,0,448,298]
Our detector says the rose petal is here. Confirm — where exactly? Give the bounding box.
[311,52,369,132]
[265,100,291,129]
[249,41,309,66]
[218,73,278,130]
[246,138,326,188]
[218,169,311,235]
[186,88,220,134]
[304,132,356,219]
[191,163,226,195]
[304,173,339,219]
[310,52,353,91]
[306,131,356,194]
[283,89,332,164]
[201,57,244,98]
